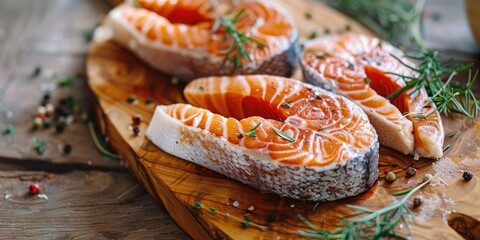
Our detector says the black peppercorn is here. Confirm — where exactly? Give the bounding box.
[63,144,72,154]
[55,124,65,133]
[237,133,244,139]
[405,167,417,177]
[33,65,42,77]
[133,126,140,135]
[463,171,473,181]
[266,212,276,222]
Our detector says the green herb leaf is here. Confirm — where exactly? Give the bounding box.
[245,123,261,137]
[281,101,292,108]
[364,77,371,84]
[209,207,217,214]
[241,215,251,228]
[272,128,294,142]
[192,201,204,209]
[32,137,46,155]
[58,76,74,87]
[315,52,329,59]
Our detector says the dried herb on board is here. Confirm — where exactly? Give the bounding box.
[191,201,268,231]
[298,174,437,239]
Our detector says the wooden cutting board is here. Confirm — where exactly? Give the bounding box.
[87,0,480,239]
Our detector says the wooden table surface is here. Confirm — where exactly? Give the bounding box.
[0,0,478,239]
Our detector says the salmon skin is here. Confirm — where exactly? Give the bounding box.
[102,0,298,80]
[301,33,444,159]
[147,75,379,201]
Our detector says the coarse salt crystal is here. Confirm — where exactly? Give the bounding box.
[37,194,48,200]
[232,201,239,207]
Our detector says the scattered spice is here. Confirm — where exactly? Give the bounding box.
[246,123,261,137]
[273,128,295,142]
[314,93,322,100]
[385,171,396,182]
[232,200,239,207]
[266,212,276,222]
[237,133,244,139]
[323,27,331,34]
[32,137,47,155]
[281,101,292,108]
[43,118,52,128]
[63,144,72,154]
[126,95,137,104]
[55,124,65,134]
[317,127,326,132]
[33,65,42,77]
[2,123,16,145]
[308,31,318,40]
[132,114,143,125]
[413,196,423,208]
[364,77,371,84]
[463,171,473,181]
[247,205,255,212]
[37,193,48,200]
[145,98,154,105]
[32,117,43,129]
[170,77,179,85]
[45,103,55,116]
[132,126,140,136]
[305,11,312,20]
[405,167,417,177]
[29,183,40,195]
[58,76,74,87]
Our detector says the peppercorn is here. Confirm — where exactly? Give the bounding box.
[45,103,55,116]
[145,98,154,105]
[413,196,423,208]
[237,133,244,139]
[43,118,52,128]
[29,183,40,195]
[266,212,276,222]
[63,144,72,154]
[405,167,417,177]
[423,173,433,182]
[33,65,42,77]
[127,95,137,103]
[37,106,47,116]
[463,171,473,181]
[133,126,140,135]
[132,114,143,125]
[80,112,89,122]
[55,124,65,133]
[386,171,396,182]
[32,117,43,129]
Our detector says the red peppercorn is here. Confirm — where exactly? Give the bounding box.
[29,183,40,195]
[132,114,143,125]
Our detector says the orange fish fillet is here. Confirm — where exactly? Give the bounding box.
[102,0,298,80]
[147,75,379,201]
[301,33,444,158]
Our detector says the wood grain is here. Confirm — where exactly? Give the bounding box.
[87,1,480,239]
[0,170,188,239]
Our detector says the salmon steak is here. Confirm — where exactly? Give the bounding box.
[301,33,444,159]
[146,75,379,201]
[102,0,298,80]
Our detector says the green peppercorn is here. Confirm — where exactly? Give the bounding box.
[386,172,396,182]
[463,171,473,181]
[32,117,43,129]
[405,167,417,177]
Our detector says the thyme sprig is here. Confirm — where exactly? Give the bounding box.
[211,7,266,71]
[330,0,479,118]
[297,174,437,239]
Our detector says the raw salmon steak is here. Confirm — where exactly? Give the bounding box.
[301,33,444,159]
[146,75,379,201]
[102,0,298,80]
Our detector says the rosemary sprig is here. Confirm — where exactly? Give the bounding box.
[192,201,268,231]
[330,0,480,118]
[245,122,261,137]
[273,127,295,142]
[211,7,266,72]
[297,174,437,239]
